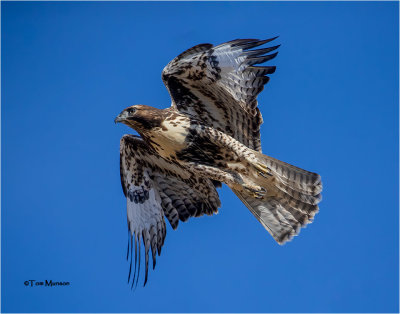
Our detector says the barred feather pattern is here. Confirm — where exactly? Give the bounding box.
[258,153,322,196]
[162,38,280,152]
[120,135,220,286]
[234,154,322,244]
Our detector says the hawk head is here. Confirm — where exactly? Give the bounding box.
[115,105,164,132]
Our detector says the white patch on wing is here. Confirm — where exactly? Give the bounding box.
[126,182,162,234]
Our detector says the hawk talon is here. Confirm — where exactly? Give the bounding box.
[259,171,269,178]
[243,184,266,198]
[254,163,273,177]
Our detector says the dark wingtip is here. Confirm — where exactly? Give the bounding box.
[261,36,279,44]
[143,261,149,287]
[256,36,280,47]
[269,51,279,59]
[235,37,280,51]
[131,234,138,289]
[135,237,141,289]
[127,236,133,283]
[244,44,281,57]
[126,232,130,260]
[143,275,148,287]
[264,66,276,74]
[126,235,130,261]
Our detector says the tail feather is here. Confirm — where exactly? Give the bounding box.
[234,190,298,243]
[234,155,322,244]
[275,174,322,196]
[276,194,319,219]
[275,181,322,205]
[234,190,320,244]
[258,153,322,195]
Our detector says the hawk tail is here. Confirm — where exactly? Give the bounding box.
[234,155,322,244]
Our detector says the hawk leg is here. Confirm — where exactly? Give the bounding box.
[186,162,266,198]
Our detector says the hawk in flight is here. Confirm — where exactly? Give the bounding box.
[115,38,322,287]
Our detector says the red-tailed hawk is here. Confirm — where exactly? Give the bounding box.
[115,38,322,287]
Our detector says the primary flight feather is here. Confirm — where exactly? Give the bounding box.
[115,38,322,287]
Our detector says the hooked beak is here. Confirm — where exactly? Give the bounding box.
[114,111,127,124]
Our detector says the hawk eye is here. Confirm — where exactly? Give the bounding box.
[127,108,136,114]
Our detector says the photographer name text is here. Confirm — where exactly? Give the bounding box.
[24,280,70,287]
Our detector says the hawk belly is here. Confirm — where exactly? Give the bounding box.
[148,118,268,191]
[147,118,231,171]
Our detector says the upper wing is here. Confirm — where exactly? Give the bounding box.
[162,38,279,152]
[120,134,221,287]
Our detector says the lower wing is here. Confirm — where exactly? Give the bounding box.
[120,134,221,287]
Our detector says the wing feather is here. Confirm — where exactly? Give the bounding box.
[120,135,221,286]
[162,38,279,152]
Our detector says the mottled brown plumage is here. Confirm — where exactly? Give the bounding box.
[116,38,322,287]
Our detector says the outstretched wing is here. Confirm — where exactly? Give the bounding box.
[120,134,221,287]
[162,38,279,152]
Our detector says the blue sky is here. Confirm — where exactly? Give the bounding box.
[2,1,398,313]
